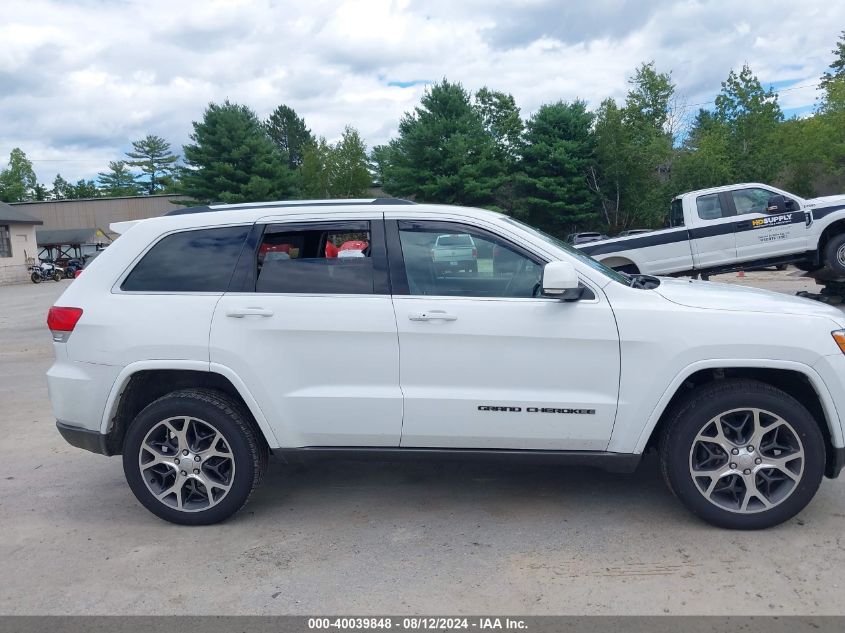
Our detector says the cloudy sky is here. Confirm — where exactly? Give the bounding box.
[2,0,843,184]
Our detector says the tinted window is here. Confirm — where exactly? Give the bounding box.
[669,199,684,227]
[122,225,249,292]
[256,223,374,294]
[696,193,727,220]
[399,223,542,298]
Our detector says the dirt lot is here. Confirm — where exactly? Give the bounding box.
[2,272,845,615]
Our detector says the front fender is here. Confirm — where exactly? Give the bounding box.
[616,358,845,454]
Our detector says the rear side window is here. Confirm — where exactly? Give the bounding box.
[122,225,249,292]
[696,193,726,220]
[256,222,374,294]
[669,199,684,227]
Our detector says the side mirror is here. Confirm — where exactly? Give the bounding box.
[542,261,584,301]
[767,195,786,214]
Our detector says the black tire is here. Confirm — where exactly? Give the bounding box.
[614,264,640,275]
[30,272,41,284]
[123,388,269,525]
[52,271,61,282]
[824,233,845,276]
[659,379,825,530]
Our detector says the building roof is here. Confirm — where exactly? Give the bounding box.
[36,228,111,246]
[0,201,43,225]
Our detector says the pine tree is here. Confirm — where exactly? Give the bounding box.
[518,101,596,233]
[382,80,505,206]
[328,126,371,198]
[126,134,179,194]
[181,101,296,204]
[265,104,314,170]
[98,160,141,197]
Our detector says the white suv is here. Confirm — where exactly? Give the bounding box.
[47,199,845,528]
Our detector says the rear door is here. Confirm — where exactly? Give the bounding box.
[210,215,403,448]
[688,191,737,268]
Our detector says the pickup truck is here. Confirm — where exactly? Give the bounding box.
[578,183,845,277]
[431,233,478,273]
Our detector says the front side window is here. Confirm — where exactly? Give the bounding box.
[398,222,542,298]
[696,193,727,220]
[122,225,249,292]
[730,187,785,215]
[0,225,10,258]
[256,222,374,294]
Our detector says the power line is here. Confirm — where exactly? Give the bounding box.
[685,81,820,108]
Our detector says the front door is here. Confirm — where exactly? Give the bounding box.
[210,217,403,448]
[388,220,621,451]
[729,186,807,261]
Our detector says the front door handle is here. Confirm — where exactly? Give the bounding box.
[226,307,274,318]
[408,310,457,322]
[736,220,751,230]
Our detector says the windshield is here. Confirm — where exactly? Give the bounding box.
[501,217,629,285]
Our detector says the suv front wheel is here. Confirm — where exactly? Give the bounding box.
[123,389,268,525]
[660,379,825,529]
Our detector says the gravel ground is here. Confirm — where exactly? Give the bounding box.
[1,273,845,616]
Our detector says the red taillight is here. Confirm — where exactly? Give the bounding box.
[74,269,83,278]
[48,307,83,341]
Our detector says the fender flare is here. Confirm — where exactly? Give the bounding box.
[98,360,281,448]
[628,358,845,454]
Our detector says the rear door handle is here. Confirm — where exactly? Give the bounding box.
[226,307,274,318]
[408,310,457,322]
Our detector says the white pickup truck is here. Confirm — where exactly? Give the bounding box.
[578,183,845,277]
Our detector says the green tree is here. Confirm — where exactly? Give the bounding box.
[266,104,314,170]
[181,100,296,204]
[474,87,524,166]
[714,64,783,182]
[33,183,48,201]
[382,80,504,206]
[66,179,99,199]
[0,148,37,202]
[300,137,332,199]
[51,174,70,200]
[820,31,845,95]
[98,160,141,197]
[589,62,675,231]
[670,109,734,194]
[369,144,391,187]
[328,126,371,198]
[126,134,179,194]
[518,101,596,233]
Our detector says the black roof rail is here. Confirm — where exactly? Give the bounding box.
[164,198,415,216]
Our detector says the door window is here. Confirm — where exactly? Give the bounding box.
[730,188,773,215]
[256,222,375,294]
[397,223,542,298]
[695,193,728,220]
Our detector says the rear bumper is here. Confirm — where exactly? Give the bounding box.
[830,447,845,479]
[56,421,110,456]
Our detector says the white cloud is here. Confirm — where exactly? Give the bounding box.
[0,0,843,183]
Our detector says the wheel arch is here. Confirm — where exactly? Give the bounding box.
[633,361,843,477]
[816,216,845,255]
[100,361,279,455]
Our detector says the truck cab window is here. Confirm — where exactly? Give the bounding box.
[696,193,726,220]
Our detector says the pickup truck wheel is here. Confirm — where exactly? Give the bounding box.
[824,233,845,276]
[123,389,268,525]
[660,379,824,529]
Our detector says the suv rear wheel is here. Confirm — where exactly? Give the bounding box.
[122,389,268,525]
[660,379,825,529]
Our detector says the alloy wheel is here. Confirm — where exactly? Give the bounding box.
[138,416,236,512]
[688,407,804,513]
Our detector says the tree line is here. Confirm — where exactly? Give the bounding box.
[2,31,844,237]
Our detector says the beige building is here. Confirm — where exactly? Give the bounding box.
[11,194,188,237]
[0,202,43,285]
